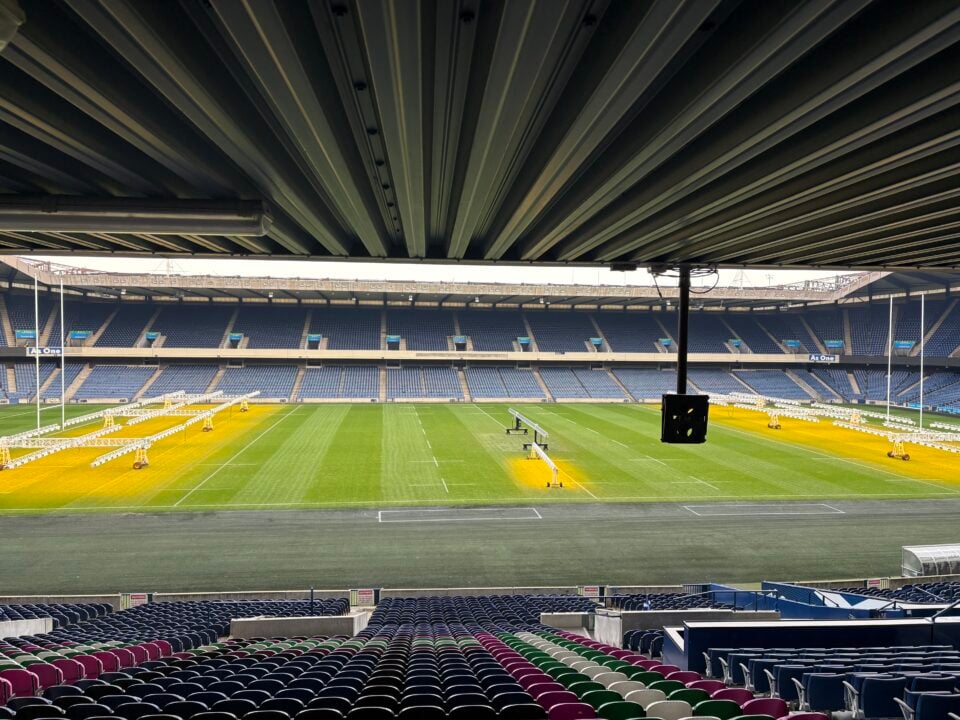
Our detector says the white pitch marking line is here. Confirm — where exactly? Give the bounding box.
[441,479,449,493]
[682,503,847,517]
[471,404,504,428]
[173,405,299,507]
[532,507,543,520]
[688,475,720,491]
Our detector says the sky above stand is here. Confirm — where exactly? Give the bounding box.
[31,256,855,288]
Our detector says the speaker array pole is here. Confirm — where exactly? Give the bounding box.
[676,265,691,395]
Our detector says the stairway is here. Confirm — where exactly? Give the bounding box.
[220,308,239,348]
[607,368,636,401]
[88,306,119,346]
[380,310,387,350]
[847,371,861,396]
[914,298,958,356]
[6,365,16,394]
[378,367,387,402]
[65,364,93,401]
[654,316,676,352]
[842,308,853,354]
[300,310,313,349]
[532,368,554,401]
[457,368,472,401]
[135,366,165,399]
[785,369,821,400]
[205,366,227,393]
[40,304,58,346]
[521,313,539,352]
[798,315,826,353]
[37,367,60,401]
[588,315,611,352]
[290,366,305,402]
[138,308,162,348]
[804,370,842,401]
[0,296,13,346]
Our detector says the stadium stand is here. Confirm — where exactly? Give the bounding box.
[593,313,670,353]
[151,305,233,349]
[386,366,424,399]
[342,366,380,399]
[62,302,114,343]
[214,365,298,399]
[686,314,732,353]
[849,305,892,356]
[802,308,845,351]
[733,370,813,400]
[572,369,626,399]
[538,368,590,398]
[611,593,733,610]
[465,367,544,399]
[925,303,960,357]
[612,368,678,399]
[231,305,307,349]
[687,369,747,395]
[423,366,462,399]
[3,296,53,347]
[72,366,156,401]
[309,306,381,350]
[458,310,529,351]
[147,365,219,396]
[386,309,455,351]
[810,367,856,399]
[41,363,84,401]
[9,361,55,401]
[93,304,155,348]
[834,581,960,603]
[526,311,596,352]
[723,314,784,354]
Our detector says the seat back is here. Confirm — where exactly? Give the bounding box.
[646,700,694,720]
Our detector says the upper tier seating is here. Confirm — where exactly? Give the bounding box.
[309,307,381,350]
[594,313,670,352]
[94,304,155,348]
[73,366,155,401]
[231,306,307,349]
[385,309,455,351]
[147,365,218,396]
[723,315,783,354]
[214,365,297,399]
[803,308,845,350]
[925,302,960,357]
[458,310,528,351]
[3,295,53,347]
[526,312,596,353]
[62,302,115,343]
[849,305,891,356]
[151,306,233,349]
[687,314,732,353]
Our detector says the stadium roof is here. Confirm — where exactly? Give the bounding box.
[4,256,944,309]
[1,1,960,269]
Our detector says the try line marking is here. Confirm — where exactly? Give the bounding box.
[683,503,846,517]
[377,507,542,523]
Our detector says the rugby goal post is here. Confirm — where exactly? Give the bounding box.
[529,441,561,489]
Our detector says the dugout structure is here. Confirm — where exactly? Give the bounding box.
[902,544,960,578]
